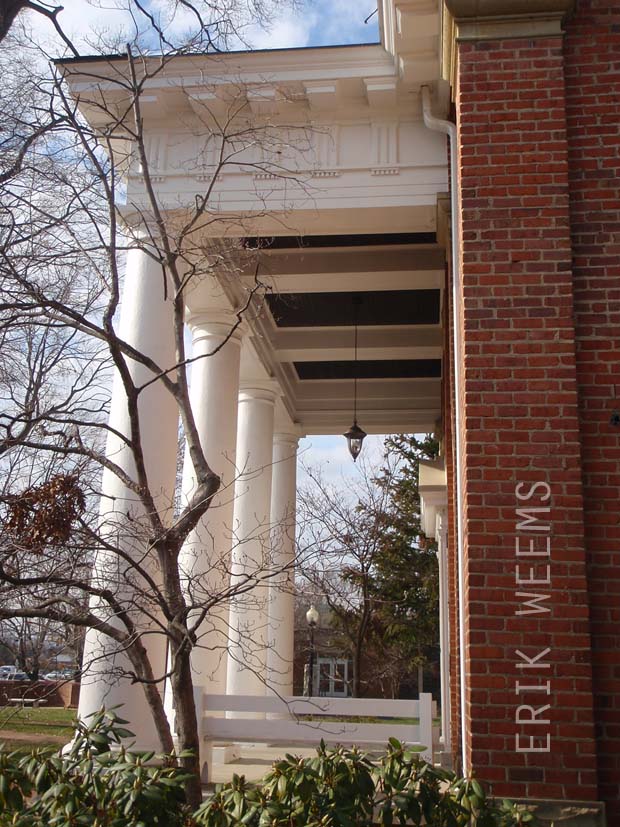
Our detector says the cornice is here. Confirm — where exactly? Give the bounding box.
[63,44,406,128]
[445,0,574,18]
[61,44,395,90]
[444,0,574,41]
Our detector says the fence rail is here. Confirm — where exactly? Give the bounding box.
[198,692,438,763]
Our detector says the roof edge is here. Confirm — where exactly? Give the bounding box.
[54,40,382,66]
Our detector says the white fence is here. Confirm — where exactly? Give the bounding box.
[197,692,438,763]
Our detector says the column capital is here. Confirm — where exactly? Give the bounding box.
[238,379,280,405]
[273,430,302,449]
[186,308,243,344]
[435,507,449,539]
[445,0,574,41]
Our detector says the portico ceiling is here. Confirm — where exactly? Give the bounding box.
[229,232,445,436]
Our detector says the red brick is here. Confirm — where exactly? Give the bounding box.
[452,24,600,806]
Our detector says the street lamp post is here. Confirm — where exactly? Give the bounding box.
[305,605,319,698]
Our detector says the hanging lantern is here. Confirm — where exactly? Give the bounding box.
[343,421,367,462]
[343,295,366,461]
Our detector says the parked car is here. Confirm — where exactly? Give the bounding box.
[42,670,77,681]
[4,671,30,681]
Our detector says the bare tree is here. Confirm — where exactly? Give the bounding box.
[0,0,296,50]
[296,460,392,698]
[297,451,438,701]
[0,615,51,679]
[0,3,310,804]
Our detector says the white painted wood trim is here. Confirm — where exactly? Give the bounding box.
[418,693,434,762]
[200,693,437,762]
[203,694,421,716]
[203,719,423,748]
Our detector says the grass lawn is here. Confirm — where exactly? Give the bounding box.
[388,717,443,727]
[298,715,441,726]
[0,739,63,753]
[0,706,75,737]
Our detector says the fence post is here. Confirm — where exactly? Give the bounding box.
[418,693,434,763]
[194,687,211,783]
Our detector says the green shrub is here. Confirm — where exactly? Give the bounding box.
[194,738,536,827]
[0,716,535,827]
[0,709,192,826]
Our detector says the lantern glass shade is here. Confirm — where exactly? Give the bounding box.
[306,605,319,627]
[343,422,367,462]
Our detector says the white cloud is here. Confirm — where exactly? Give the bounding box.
[17,0,136,57]
[245,0,378,49]
[297,433,387,492]
[246,14,314,50]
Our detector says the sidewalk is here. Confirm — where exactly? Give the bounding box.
[209,743,319,785]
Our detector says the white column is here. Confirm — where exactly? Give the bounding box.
[266,432,299,699]
[177,305,242,695]
[436,507,451,756]
[78,246,178,751]
[226,382,277,704]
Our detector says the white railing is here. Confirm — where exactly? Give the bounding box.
[198,693,438,763]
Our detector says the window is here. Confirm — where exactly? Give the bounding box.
[316,657,349,697]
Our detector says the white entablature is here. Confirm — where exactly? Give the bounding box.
[62,37,447,237]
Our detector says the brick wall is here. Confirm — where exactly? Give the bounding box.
[453,32,598,800]
[0,680,79,708]
[564,1,620,819]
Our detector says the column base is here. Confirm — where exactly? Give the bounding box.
[436,750,453,770]
[508,799,606,827]
[211,743,241,764]
[199,742,241,783]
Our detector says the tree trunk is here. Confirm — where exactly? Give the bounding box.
[353,602,371,698]
[170,643,203,809]
[142,675,175,754]
[353,645,362,698]
[0,0,25,43]
[125,638,175,755]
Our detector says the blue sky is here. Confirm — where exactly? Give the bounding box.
[305,1,379,47]
[249,0,380,50]
[24,0,380,53]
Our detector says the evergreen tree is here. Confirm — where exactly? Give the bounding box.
[369,434,440,692]
[298,434,441,698]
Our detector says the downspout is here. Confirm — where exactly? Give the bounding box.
[421,85,468,776]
